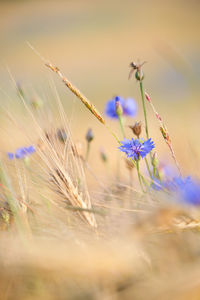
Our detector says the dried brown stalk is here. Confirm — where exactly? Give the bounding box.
[45,63,105,124]
[40,128,97,228]
[27,42,105,124]
[145,92,182,176]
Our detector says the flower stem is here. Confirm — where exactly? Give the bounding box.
[145,157,152,178]
[139,80,154,176]
[139,81,149,139]
[136,160,145,192]
[118,115,126,139]
[85,142,90,162]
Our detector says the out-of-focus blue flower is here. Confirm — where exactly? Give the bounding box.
[8,145,35,160]
[158,163,178,181]
[151,178,163,191]
[171,176,200,205]
[105,96,137,119]
[118,138,155,160]
[123,98,137,116]
[7,152,14,160]
[26,145,35,154]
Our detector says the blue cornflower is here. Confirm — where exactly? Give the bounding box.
[105,96,137,119]
[8,145,35,160]
[171,176,200,205]
[151,164,178,191]
[118,138,155,160]
[151,178,163,191]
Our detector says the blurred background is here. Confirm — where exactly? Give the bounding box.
[0,0,200,179]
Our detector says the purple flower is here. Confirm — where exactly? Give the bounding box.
[118,138,155,160]
[123,98,137,116]
[8,145,35,160]
[105,96,137,119]
[171,177,200,205]
[25,145,35,154]
[151,178,163,191]
[15,148,27,159]
[7,152,14,160]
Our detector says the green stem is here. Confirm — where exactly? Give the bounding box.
[145,157,152,179]
[85,142,90,162]
[153,164,156,179]
[139,80,155,176]
[136,160,145,192]
[105,124,120,143]
[118,115,126,139]
[139,81,149,139]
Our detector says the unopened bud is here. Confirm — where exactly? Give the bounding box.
[152,152,159,168]
[115,97,123,117]
[135,70,144,81]
[129,121,142,138]
[86,128,94,143]
[57,128,67,143]
[100,147,107,163]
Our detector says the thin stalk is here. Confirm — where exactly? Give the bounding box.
[136,160,145,192]
[140,81,149,139]
[118,115,126,139]
[145,157,152,179]
[85,142,90,162]
[145,91,182,177]
[153,164,156,179]
[139,81,155,177]
[105,125,120,144]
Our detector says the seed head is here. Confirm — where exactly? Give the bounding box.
[129,121,142,138]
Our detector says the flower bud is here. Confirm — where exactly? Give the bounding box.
[86,128,94,143]
[115,97,123,117]
[100,147,107,163]
[152,152,159,168]
[57,128,67,143]
[129,121,142,138]
[135,70,144,81]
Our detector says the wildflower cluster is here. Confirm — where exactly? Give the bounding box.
[8,145,35,160]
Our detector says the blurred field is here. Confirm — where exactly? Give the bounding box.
[0,0,200,299]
